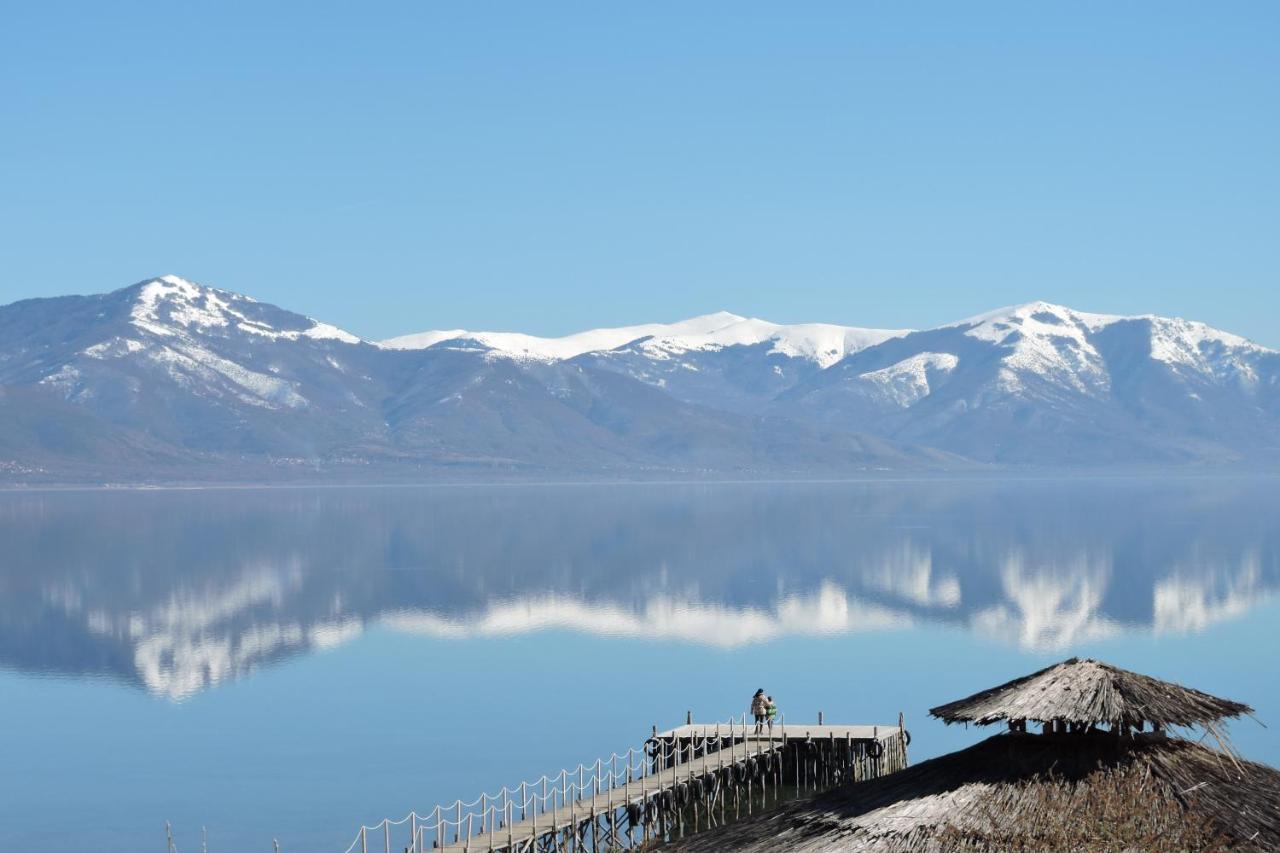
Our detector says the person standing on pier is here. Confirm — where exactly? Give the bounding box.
[766,695,778,733]
[751,688,768,734]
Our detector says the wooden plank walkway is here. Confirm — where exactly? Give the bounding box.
[659,723,898,742]
[434,726,901,852]
[436,738,773,852]
[342,718,911,853]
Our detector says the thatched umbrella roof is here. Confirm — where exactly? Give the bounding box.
[663,731,1280,851]
[929,657,1252,728]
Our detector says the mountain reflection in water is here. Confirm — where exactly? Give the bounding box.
[1,479,1275,699]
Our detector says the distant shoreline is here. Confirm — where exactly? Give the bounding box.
[3,468,1280,493]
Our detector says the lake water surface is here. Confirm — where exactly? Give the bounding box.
[2,479,1278,851]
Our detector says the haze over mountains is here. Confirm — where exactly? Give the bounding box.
[2,275,1277,482]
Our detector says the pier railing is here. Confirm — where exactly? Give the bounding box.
[341,712,908,853]
[341,713,780,853]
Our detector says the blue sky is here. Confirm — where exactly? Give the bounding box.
[2,2,1276,344]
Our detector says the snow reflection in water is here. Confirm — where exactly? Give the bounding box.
[1,478,1277,699]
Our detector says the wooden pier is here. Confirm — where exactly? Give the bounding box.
[343,714,910,853]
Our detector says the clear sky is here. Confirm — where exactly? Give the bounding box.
[2,2,1276,344]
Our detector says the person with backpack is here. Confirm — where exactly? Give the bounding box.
[751,688,768,734]
[766,695,778,732]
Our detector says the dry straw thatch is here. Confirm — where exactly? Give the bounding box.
[663,730,1280,851]
[662,659,1275,851]
[929,657,1253,729]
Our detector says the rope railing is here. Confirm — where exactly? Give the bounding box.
[339,712,782,853]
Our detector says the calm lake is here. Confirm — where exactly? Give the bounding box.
[2,479,1278,851]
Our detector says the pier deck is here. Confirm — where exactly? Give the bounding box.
[436,736,785,852]
[659,723,897,742]
[433,725,903,852]
[346,717,910,853]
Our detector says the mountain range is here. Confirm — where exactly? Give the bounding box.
[2,274,1277,482]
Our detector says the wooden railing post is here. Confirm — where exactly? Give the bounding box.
[899,711,908,769]
[873,726,879,778]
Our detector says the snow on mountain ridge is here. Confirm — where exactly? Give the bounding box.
[961,302,1113,396]
[116,281,1274,373]
[950,300,1124,337]
[379,311,748,360]
[955,300,1272,355]
[128,275,361,344]
[944,300,1275,397]
[50,277,1280,409]
[383,312,909,367]
[858,352,960,407]
[1144,316,1273,387]
[92,275,362,412]
[8,275,1280,473]
[633,318,910,368]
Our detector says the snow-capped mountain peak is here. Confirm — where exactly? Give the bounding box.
[126,275,360,344]
[939,300,1275,397]
[130,274,256,337]
[953,301,1122,343]
[941,301,1120,395]
[954,300,1272,354]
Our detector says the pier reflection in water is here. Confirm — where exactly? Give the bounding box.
[0,478,1277,851]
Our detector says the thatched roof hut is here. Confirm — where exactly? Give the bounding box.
[663,730,1280,851]
[663,660,1276,851]
[930,656,1252,730]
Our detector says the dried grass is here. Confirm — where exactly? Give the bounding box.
[663,732,1280,852]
